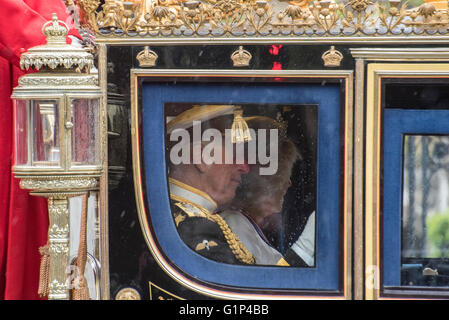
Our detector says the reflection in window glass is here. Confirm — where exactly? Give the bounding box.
[15,100,28,166]
[71,99,99,166]
[32,100,59,166]
[402,135,449,286]
[165,103,316,267]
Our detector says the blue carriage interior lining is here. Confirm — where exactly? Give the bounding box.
[140,81,342,290]
[383,109,449,287]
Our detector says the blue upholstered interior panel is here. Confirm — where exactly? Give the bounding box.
[141,82,342,290]
[384,109,449,286]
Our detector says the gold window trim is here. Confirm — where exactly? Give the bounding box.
[364,63,449,300]
[129,68,354,299]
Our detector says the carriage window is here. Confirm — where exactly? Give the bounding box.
[383,81,449,291]
[401,135,449,286]
[140,81,343,291]
[165,103,317,267]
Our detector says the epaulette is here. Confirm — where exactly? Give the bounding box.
[171,201,255,265]
[174,202,208,218]
[172,201,211,226]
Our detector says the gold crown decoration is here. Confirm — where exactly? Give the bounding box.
[42,13,69,44]
[321,46,343,67]
[136,46,158,67]
[19,13,94,71]
[231,46,252,67]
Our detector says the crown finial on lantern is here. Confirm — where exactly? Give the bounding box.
[42,13,69,45]
[19,13,94,71]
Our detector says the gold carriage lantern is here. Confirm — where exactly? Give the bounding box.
[11,14,102,300]
[12,13,101,178]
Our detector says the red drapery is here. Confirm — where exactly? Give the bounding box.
[0,0,80,300]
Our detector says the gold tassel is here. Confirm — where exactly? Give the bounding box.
[71,193,90,300]
[72,271,90,300]
[231,108,252,143]
[37,241,50,298]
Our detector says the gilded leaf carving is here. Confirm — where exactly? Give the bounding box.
[79,0,449,38]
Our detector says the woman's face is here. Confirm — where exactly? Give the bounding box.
[257,175,291,218]
[235,138,298,225]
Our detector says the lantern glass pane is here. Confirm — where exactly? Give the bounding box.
[14,99,28,165]
[32,100,60,166]
[71,98,99,166]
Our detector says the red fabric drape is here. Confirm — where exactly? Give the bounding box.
[0,0,80,300]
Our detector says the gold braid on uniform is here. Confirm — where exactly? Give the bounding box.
[208,214,255,265]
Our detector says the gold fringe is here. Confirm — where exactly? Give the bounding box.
[71,193,90,300]
[38,241,50,298]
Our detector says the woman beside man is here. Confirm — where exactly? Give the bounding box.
[219,115,315,267]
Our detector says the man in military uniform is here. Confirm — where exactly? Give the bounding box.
[166,105,255,265]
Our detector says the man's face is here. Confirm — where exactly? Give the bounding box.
[203,162,250,206]
[201,143,250,206]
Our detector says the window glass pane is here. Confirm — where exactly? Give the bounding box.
[32,100,59,166]
[71,99,99,166]
[14,99,28,166]
[385,84,449,110]
[141,81,342,290]
[165,103,317,267]
[402,134,449,286]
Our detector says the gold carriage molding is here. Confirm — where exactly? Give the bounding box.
[62,0,449,302]
[78,0,449,41]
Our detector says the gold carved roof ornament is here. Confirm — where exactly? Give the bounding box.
[20,13,94,71]
[75,0,449,40]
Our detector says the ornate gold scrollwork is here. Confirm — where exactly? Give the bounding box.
[18,75,98,87]
[47,197,70,299]
[18,175,98,300]
[78,0,101,32]
[49,279,68,297]
[79,0,449,38]
[19,176,98,192]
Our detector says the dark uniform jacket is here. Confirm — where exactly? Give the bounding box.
[169,178,255,265]
[168,178,309,267]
